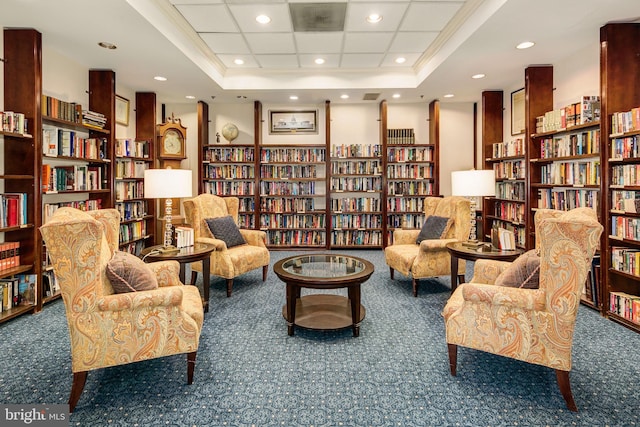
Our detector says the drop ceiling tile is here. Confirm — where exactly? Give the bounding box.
[380,52,421,67]
[255,54,299,68]
[299,54,340,67]
[200,33,251,54]
[340,53,383,68]
[217,54,259,68]
[345,2,409,32]
[175,4,238,32]
[400,2,463,31]
[389,31,438,53]
[245,33,296,54]
[294,32,343,54]
[228,4,292,32]
[343,32,393,53]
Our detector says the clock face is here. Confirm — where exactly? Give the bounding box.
[163,129,183,155]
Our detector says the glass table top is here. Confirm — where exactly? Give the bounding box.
[281,254,367,278]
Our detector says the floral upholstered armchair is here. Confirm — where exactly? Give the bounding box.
[442,208,603,411]
[384,196,471,296]
[40,208,204,412]
[183,194,270,297]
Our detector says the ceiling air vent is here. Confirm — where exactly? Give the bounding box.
[289,2,347,32]
[363,93,381,101]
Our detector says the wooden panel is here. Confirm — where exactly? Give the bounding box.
[429,99,440,196]
[481,91,504,169]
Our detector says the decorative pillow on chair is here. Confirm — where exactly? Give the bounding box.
[205,216,246,248]
[494,249,541,289]
[416,215,454,244]
[106,251,158,293]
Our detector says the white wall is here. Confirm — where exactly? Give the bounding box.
[441,102,475,195]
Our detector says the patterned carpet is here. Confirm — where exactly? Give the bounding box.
[1,249,639,426]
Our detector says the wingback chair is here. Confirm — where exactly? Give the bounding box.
[39,208,204,412]
[442,208,603,411]
[183,194,270,297]
[385,196,471,296]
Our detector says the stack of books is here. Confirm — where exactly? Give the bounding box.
[82,110,107,129]
[175,226,194,248]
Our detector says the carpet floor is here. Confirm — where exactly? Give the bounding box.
[1,249,639,426]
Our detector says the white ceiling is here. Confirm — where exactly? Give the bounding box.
[2,0,640,106]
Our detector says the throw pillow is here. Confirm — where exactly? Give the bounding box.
[106,251,158,293]
[416,215,453,244]
[205,216,246,248]
[494,249,541,289]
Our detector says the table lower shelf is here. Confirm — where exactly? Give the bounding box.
[282,294,366,331]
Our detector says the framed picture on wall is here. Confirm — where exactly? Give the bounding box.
[115,95,130,126]
[511,88,525,135]
[269,110,317,134]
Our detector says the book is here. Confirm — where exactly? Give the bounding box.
[16,273,37,306]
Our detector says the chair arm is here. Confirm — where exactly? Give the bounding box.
[470,259,512,285]
[196,236,227,251]
[392,229,420,245]
[419,238,458,251]
[146,260,182,287]
[97,286,184,312]
[460,282,546,311]
[240,229,267,247]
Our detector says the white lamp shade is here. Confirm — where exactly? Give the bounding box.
[451,170,496,197]
[144,169,193,199]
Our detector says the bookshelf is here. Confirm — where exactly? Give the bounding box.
[601,23,640,332]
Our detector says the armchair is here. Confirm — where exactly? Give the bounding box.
[183,194,270,297]
[39,208,204,412]
[442,208,603,411]
[384,196,471,296]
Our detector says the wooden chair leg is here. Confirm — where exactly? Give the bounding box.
[389,267,395,280]
[69,371,88,413]
[447,344,457,376]
[226,279,233,297]
[555,369,578,412]
[412,278,419,297]
[457,274,465,284]
[187,351,197,385]
[262,265,268,281]
[190,271,198,286]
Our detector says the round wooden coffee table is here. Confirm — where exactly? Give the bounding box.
[273,254,374,337]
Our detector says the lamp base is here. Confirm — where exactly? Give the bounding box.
[158,245,180,254]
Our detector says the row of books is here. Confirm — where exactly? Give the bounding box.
[610,190,640,213]
[537,188,599,211]
[43,200,102,224]
[387,164,433,179]
[237,215,255,229]
[115,159,148,179]
[387,197,423,213]
[387,128,415,145]
[387,213,425,229]
[115,138,150,158]
[387,146,432,162]
[259,213,326,229]
[0,193,27,228]
[331,177,382,192]
[259,197,316,212]
[333,197,381,212]
[261,165,320,179]
[115,200,148,222]
[610,135,640,160]
[204,164,255,179]
[611,105,640,136]
[610,164,640,186]
[331,230,382,246]
[204,147,254,162]
[331,144,382,158]
[495,181,525,201]
[1,274,37,312]
[609,291,640,325]
[539,160,600,186]
[259,182,318,196]
[535,96,600,133]
[120,241,147,256]
[611,215,640,241]
[491,138,524,159]
[260,148,326,163]
[330,160,381,175]
[0,242,20,272]
[583,254,600,307]
[0,111,29,135]
[42,95,81,123]
[491,226,516,250]
[203,181,254,195]
[119,222,148,243]
[43,126,108,159]
[611,247,640,277]
[42,164,105,192]
[493,159,525,180]
[493,201,525,224]
[174,226,194,248]
[266,230,325,246]
[539,130,600,158]
[491,220,526,247]
[387,181,433,196]
[115,181,145,201]
[331,213,382,229]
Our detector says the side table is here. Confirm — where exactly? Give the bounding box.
[140,243,215,312]
[446,242,523,292]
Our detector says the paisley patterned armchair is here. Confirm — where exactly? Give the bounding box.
[384,196,471,296]
[40,208,204,412]
[183,194,270,297]
[442,208,603,411]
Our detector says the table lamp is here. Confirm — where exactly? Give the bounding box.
[144,168,193,253]
[451,169,496,243]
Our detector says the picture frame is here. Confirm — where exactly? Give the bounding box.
[511,88,525,135]
[115,95,130,126]
[269,110,317,134]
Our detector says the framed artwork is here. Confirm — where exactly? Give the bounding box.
[269,110,317,134]
[511,88,525,135]
[115,95,130,126]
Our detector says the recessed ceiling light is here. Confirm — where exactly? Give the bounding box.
[185,95,195,99]
[234,58,245,65]
[98,42,116,50]
[340,94,349,99]
[290,95,298,100]
[154,76,167,81]
[395,57,406,64]
[392,93,401,99]
[366,14,382,24]
[314,58,325,65]
[256,15,271,24]
[443,93,455,98]
[516,41,535,49]
[472,73,485,79]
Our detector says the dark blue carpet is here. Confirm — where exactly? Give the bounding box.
[1,249,638,426]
